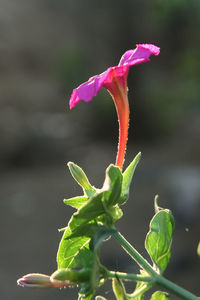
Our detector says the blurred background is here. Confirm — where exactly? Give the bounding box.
[0,0,200,299]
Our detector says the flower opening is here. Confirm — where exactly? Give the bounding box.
[69,44,160,169]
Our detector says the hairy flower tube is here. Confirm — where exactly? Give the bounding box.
[69,44,160,169]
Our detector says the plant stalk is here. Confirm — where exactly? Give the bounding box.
[113,229,199,300]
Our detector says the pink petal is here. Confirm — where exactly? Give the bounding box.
[118,44,160,67]
[69,71,108,109]
[69,43,160,109]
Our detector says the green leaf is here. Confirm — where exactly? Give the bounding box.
[67,222,99,239]
[119,152,141,205]
[64,196,88,209]
[57,226,92,269]
[68,162,96,197]
[145,210,175,274]
[103,164,122,206]
[150,291,170,299]
[197,241,200,256]
[95,296,108,300]
[69,191,106,232]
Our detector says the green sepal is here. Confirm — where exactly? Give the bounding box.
[68,162,96,197]
[64,196,88,209]
[150,291,170,299]
[119,152,141,205]
[102,164,122,206]
[145,204,175,274]
[51,268,90,284]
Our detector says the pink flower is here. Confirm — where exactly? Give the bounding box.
[69,44,160,169]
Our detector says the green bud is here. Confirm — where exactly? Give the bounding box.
[68,162,95,196]
[17,273,75,288]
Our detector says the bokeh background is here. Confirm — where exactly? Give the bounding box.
[0,1,200,299]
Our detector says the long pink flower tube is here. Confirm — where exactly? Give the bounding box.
[69,44,160,170]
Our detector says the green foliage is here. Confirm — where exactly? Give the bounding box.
[64,196,88,209]
[56,155,140,299]
[112,278,127,300]
[150,291,170,300]
[145,198,175,274]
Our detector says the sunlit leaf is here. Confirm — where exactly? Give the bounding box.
[64,196,88,209]
[150,291,170,299]
[57,227,92,269]
[145,210,175,273]
[119,152,141,205]
[69,191,106,231]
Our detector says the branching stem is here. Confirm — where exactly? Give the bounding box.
[112,228,199,300]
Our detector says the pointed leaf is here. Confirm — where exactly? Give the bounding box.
[57,227,91,269]
[145,210,175,273]
[150,291,170,299]
[64,196,88,209]
[119,152,141,204]
[66,222,99,239]
[68,162,96,197]
[69,191,106,232]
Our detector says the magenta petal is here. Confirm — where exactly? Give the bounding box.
[69,89,81,109]
[69,71,109,109]
[69,43,160,109]
[118,44,160,67]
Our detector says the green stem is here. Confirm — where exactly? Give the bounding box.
[113,229,199,300]
[107,270,152,283]
[156,276,199,300]
[113,229,157,276]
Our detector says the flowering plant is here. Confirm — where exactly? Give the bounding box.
[18,44,199,300]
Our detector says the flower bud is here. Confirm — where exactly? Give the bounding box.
[17,273,76,288]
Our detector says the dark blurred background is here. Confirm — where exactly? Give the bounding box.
[0,0,200,299]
